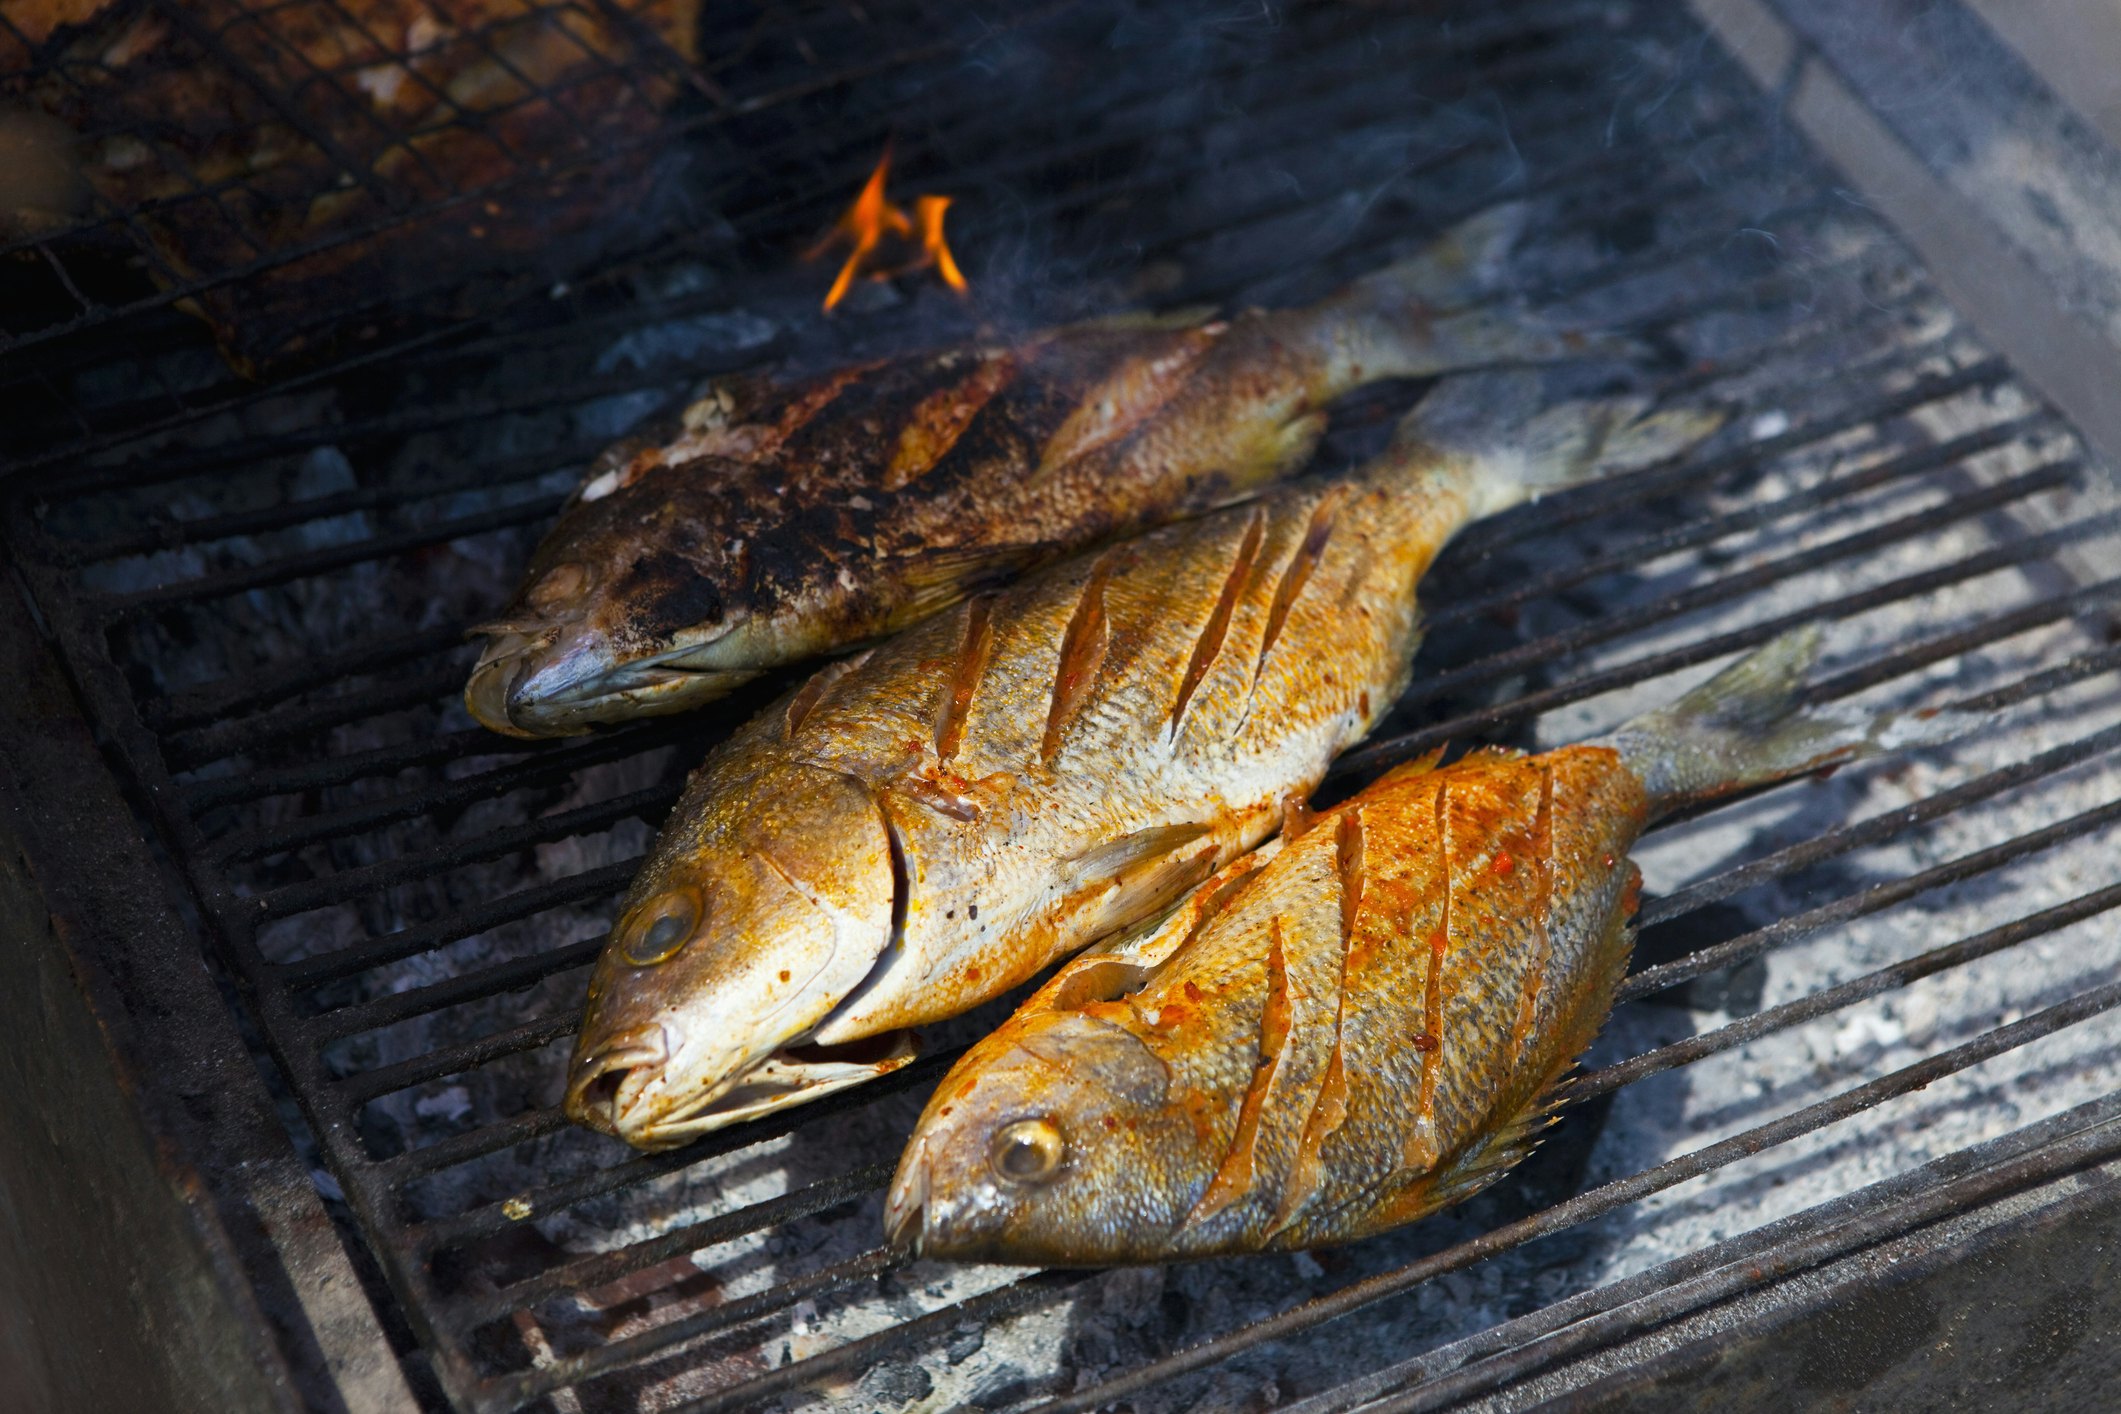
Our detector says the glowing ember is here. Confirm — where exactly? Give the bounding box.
[806,146,969,312]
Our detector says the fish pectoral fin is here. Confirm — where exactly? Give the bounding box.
[1066,821,1215,884]
[1052,823,1225,959]
[896,542,1053,616]
[1368,1073,1571,1235]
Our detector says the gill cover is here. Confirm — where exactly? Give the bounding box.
[565,759,901,1145]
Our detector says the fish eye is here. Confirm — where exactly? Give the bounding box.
[619,886,702,967]
[989,1117,1065,1184]
[527,561,590,611]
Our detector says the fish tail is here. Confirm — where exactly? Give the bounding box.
[1383,370,1726,518]
[1319,203,1641,381]
[1595,625,1983,819]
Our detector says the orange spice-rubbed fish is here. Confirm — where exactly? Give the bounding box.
[885,628,1968,1262]
[467,203,1613,737]
[562,373,1721,1151]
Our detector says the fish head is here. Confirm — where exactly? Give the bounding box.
[886,1008,1200,1265]
[564,761,915,1150]
[466,459,782,736]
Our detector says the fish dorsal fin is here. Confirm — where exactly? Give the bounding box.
[1372,744,1450,788]
[1057,305,1221,336]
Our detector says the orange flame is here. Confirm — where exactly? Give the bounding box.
[807,146,969,312]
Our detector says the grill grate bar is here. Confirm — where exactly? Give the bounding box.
[1588,875,2121,1104]
[452,1161,897,1330]
[1423,414,2058,634]
[278,861,635,989]
[165,659,477,770]
[676,1270,1088,1414]
[1338,504,2117,780]
[254,783,676,922]
[1802,587,2121,707]
[395,1050,967,1243]
[1396,460,2081,716]
[211,720,690,862]
[1025,966,2121,1414]
[65,436,611,567]
[335,1014,574,1106]
[153,626,472,734]
[1623,780,2121,1005]
[185,728,540,813]
[486,1247,904,1409]
[94,492,570,620]
[309,937,604,1042]
[1445,358,2013,563]
[1301,1092,2121,1414]
[1640,716,2121,931]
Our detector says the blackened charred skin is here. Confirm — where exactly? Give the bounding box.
[622,551,725,639]
[476,314,1292,730]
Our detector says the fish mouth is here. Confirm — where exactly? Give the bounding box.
[566,1027,920,1152]
[465,626,760,736]
[883,1141,930,1257]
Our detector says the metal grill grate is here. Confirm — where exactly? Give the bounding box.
[6,1,2121,1411]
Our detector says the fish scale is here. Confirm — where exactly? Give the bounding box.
[565,371,1724,1150]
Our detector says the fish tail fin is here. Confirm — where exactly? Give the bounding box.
[1320,203,1643,381]
[1385,370,1726,517]
[1596,625,1983,820]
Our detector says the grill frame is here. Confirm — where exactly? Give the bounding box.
[6,1,2121,1411]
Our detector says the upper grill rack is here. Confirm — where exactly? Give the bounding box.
[0,0,983,369]
[6,2,2121,1411]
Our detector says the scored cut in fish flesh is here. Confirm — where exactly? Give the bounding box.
[883,628,1979,1263]
[563,372,1722,1151]
[467,203,1615,737]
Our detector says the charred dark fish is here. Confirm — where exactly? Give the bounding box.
[468,203,1608,736]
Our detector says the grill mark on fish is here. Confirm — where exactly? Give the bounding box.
[752,364,875,463]
[885,354,1021,492]
[1036,325,1222,473]
[1335,806,1366,944]
[783,652,869,739]
[1407,780,1449,1169]
[1171,508,1266,740]
[935,595,996,764]
[785,673,832,738]
[1270,808,1365,1234]
[1256,486,1345,676]
[1188,915,1295,1227]
[1041,550,1120,764]
[1511,764,1555,1061]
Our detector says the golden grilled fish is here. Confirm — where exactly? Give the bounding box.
[884,628,1964,1262]
[562,372,1722,1150]
[467,203,1611,737]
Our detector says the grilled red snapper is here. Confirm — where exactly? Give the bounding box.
[885,628,1956,1262]
[563,373,1721,1150]
[468,203,1607,737]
